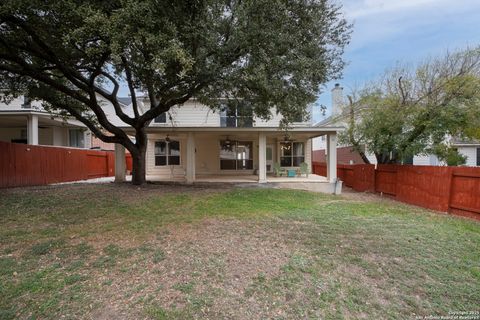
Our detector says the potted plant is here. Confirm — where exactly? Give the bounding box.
[273,163,282,177]
[300,162,309,177]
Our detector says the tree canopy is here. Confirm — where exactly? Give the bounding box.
[339,47,480,165]
[0,0,351,184]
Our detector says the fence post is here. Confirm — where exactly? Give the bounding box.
[446,167,454,214]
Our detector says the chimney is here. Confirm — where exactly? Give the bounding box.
[331,83,344,116]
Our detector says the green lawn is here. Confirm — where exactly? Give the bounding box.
[0,183,478,320]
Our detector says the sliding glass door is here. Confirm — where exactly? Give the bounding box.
[220,141,253,170]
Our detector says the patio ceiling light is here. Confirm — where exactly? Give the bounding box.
[281,135,292,150]
[221,136,235,152]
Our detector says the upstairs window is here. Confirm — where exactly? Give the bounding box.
[280,141,304,166]
[220,103,253,128]
[293,113,304,123]
[155,140,180,166]
[477,147,480,166]
[154,113,167,123]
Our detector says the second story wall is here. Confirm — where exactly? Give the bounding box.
[0,95,43,111]
[153,101,220,127]
[148,100,312,128]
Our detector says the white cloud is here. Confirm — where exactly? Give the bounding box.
[343,0,444,19]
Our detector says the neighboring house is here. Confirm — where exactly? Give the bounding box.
[0,94,130,150]
[111,97,341,185]
[312,84,480,166]
[0,95,91,148]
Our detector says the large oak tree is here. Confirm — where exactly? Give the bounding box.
[0,0,351,184]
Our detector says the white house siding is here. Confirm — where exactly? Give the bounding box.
[159,102,220,127]
[0,96,43,110]
[413,155,430,166]
[458,146,479,166]
[254,109,284,127]
[146,133,187,179]
[412,154,441,166]
[144,103,311,128]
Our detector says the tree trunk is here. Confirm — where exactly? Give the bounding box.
[130,129,148,185]
[131,148,146,185]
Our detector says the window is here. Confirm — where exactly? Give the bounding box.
[21,96,31,109]
[280,141,304,166]
[69,129,85,148]
[293,113,304,122]
[155,140,180,166]
[154,113,167,123]
[220,140,253,170]
[477,148,480,166]
[220,103,253,128]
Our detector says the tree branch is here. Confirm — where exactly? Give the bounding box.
[121,55,140,119]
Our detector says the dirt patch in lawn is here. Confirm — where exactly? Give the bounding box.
[80,218,293,319]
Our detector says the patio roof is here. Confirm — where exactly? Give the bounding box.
[120,125,344,138]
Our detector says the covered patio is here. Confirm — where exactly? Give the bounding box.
[0,110,88,147]
[115,126,342,194]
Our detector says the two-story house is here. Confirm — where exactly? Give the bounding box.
[112,97,342,190]
[0,93,343,192]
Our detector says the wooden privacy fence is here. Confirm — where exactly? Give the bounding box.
[0,141,123,188]
[312,162,480,220]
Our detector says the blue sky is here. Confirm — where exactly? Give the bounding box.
[313,0,480,122]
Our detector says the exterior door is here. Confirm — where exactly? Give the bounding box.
[266,145,273,173]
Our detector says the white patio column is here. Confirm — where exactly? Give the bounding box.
[115,143,126,182]
[186,132,196,184]
[326,133,337,183]
[258,132,267,183]
[27,114,38,145]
